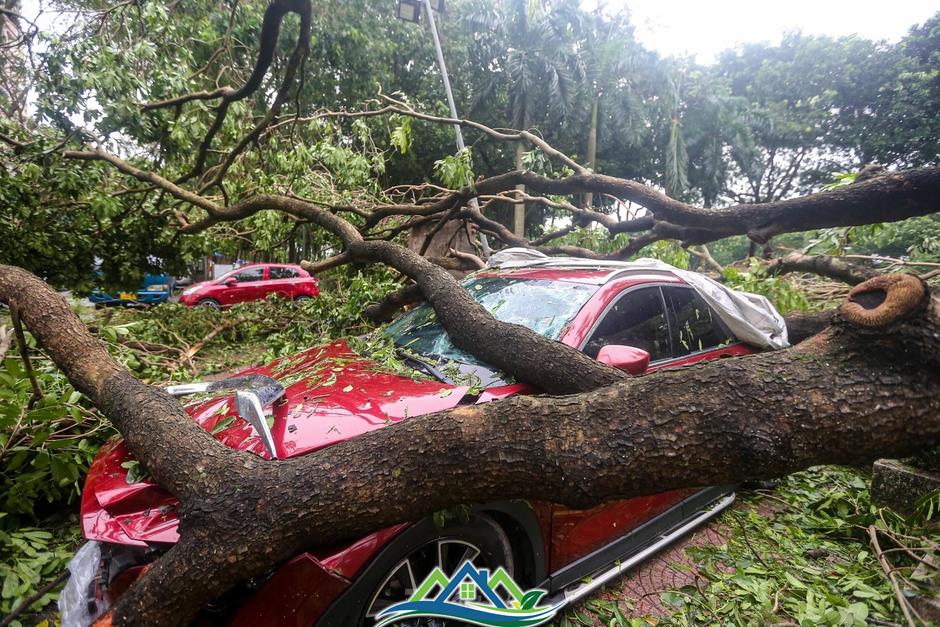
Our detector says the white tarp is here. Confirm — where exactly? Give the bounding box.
[486,247,551,267]
[487,248,789,350]
[59,541,107,627]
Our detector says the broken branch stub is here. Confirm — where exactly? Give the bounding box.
[840,274,927,329]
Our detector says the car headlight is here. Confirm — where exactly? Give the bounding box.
[146,284,170,292]
[182,286,198,296]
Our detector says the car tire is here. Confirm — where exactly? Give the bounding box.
[293,294,314,303]
[196,298,221,310]
[319,514,515,627]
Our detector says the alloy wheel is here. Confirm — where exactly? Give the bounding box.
[363,538,502,627]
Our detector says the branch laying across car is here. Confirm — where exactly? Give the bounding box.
[67,258,792,626]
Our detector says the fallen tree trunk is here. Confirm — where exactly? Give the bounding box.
[3,264,940,625]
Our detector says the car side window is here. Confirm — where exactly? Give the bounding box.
[662,286,736,357]
[268,267,299,280]
[583,287,671,361]
[233,268,264,283]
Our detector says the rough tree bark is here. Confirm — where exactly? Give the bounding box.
[767,252,881,285]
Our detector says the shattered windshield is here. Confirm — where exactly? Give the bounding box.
[384,277,597,387]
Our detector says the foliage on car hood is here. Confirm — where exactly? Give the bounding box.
[81,339,475,545]
[189,339,472,458]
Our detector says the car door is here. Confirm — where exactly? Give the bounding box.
[221,266,265,306]
[550,285,694,569]
[265,266,300,300]
[550,283,752,571]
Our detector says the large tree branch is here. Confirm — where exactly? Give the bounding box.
[0,266,252,500]
[142,0,312,184]
[343,165,940,257]
[82,184,625,394]
[362,282,423,322]
[766,252,881,285]
[273,99,940,251]
[474,168,940,244]
[782,311,834,344]
[456,202,655,260]
[65,147,221,214]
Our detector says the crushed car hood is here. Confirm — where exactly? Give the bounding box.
[186,339,474,459]
[81,339,517,546]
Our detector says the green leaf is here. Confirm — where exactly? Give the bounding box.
[210,416,236,435]
[5,450,29,472]
[432,148,474,190]
[389,116,412,154]
[520,589,546,610]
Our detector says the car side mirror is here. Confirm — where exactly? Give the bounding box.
[224,278,238,287]
[596,345,650,375]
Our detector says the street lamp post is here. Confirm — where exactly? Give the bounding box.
[396,0,491,259]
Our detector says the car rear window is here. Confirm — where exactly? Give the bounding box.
[268,267,300,280]
[662,286,736,356]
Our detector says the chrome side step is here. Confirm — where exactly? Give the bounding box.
[553,492,736,607]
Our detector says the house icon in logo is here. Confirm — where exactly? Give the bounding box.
[375,560,560,627]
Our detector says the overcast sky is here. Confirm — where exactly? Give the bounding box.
[16,1,940,64]
[587,0,939,63]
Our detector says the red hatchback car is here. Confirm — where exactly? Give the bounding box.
[178,263,319,309]
[72,260,764,626]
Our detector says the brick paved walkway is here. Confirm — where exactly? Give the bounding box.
[569,496,782,622]
[617,520,732,617]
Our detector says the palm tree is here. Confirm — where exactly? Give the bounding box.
[462,0,583,236]
[574,7,651,207]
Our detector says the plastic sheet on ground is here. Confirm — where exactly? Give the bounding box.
[59,541,107,627]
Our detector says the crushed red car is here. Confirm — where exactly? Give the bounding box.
[65,257,788,626]
[178,263,319,309]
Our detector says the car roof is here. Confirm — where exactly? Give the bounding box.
[231,263,300,269]
[474,258,688,287]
